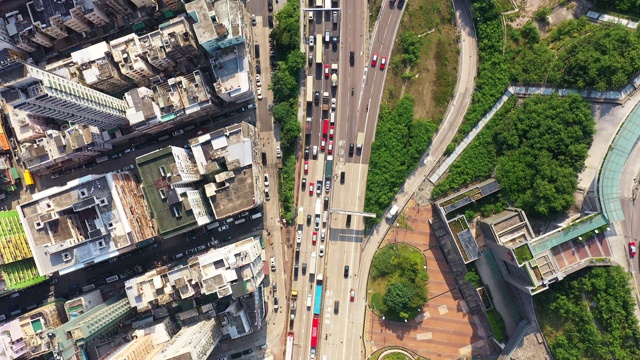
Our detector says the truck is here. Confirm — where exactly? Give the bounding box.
[356,132,365,153]
[315,198,322,216]
[309,251,318,276]
[322,92,330,111]
[306,75,314,103]
[311,316,319,358]
[322,119,329,137]
[313,274,324,315]
[331,73,338,87]
[285,333,295,360]
[306,117,313,135]
[325,155,333,190]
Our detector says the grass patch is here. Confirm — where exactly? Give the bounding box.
[396,213,413,230]
[486,309,508,342]
[368,244,428,321]
[495,0,516,12]
[513,245,533,264]
[369,347,430,360]
[385,0,458,123]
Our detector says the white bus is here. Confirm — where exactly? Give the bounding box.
[306,75,314,103]
[315,36,323,64]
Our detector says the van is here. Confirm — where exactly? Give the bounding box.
[306,294,312,309]
[251,212,263,219]
[330,112,335,125]
[387,205,399,220]
[346,214,352,228]
[332,11,338,24]
[325,30,330,43]
[323,211,328,225]
[206,221,220,231]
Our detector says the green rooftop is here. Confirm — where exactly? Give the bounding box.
[136,147,198,238]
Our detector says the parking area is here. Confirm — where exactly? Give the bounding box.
[365,199,493,360]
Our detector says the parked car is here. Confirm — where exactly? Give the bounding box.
[218,225,230,232]
[172,129,184,137]
[264,174,269,187]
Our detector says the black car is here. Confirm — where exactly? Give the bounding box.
[267,0,273,11]
[397,0,405,8]
[309,55,314,66]
[350,51,355,66]
[302,177,307,190]
[349,143,355,156]
[307,214,312,226]
[305,146,310,160]
[255,44,260,58]
[296,247,300,259]
[294,265,299,278]
[314,91,320,105]
[346,214,352,228]
[344,266,349,278]
[340,171,345,184]
[256,65,261,74]
[268,15,274,28]
[231,353,242,359]
[242,349,254,355]
[262,152,267,166]
[332,36,338,50]
[324,196,329,209]
[302,262,307,275]
[334,300,340,314]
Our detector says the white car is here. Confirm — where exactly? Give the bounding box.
[319,245,325,257]
[251,14,256,26]
[172,129,184,137]
[256,74,261,87]
[276,146,282,158]
[297,229,302,244]
[218,225,230,232]
[257,87,263,100]
[264,174,269,187]
[321,229,326,242]
[331,98,336,110]
[309,35,314,47]
[309,12,314,21]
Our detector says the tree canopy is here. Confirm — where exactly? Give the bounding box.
[536,267,640,360]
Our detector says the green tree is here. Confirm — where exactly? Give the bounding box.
[520,22,540,44]
[399,31,422,67]
[270,67,298,103]
[465,270,482,288]
[272,101,295,126]
[280,117,301,149]
[384,281,416,314]
[371,247,395,278]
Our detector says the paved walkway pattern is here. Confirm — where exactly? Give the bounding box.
[365,199,492,360]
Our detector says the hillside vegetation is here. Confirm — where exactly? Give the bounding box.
[434,94,594,218]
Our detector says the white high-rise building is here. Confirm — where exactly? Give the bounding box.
[0,62,128,128]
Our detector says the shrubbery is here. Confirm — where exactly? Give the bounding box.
[364,96,436,225]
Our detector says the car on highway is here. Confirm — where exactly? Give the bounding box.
[218,225,230,232]
[631,241,637,257]
[313,145,318,158]
[302,262,307,275]
[380,56,387,70]
[350,289,355,302]
[307,214,312,226]
[309,182,314,195]
[316,182,322,195]
[321,229,326,242]
[329,125,334,139]
[172,129,184,137]
[331,98,336,110]
[324,64,330,77]
[321,138,326,150]
[309,35,314,47]
[344,265,349,278]
[257,87,263,100]
[319,244,325,257]
[265,188,271,200]
[315,90,320,105]
[264,174,269,187]
[328,141,333,155]
[302,177,307,190]
[305,146,310,160]
[208,240,218,248]
[350,51,355,66]
[309,12,314,21]
[304,161,309,174]
[371,53,378,67]
[273,297,279,311]
[349,143,355,156]
[255,74,261,87]
[251,14,256,25]
[312,231,317,245]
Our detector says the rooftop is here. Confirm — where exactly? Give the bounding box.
[125,265,196,311]
[185,0,218,47]
[136,147,200,237]
[153,70,214,120]
[211,44,250,98]
[17,172,157,276]
[197,237,263,297]
[27,0,72,28]
[191,122,258,219]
